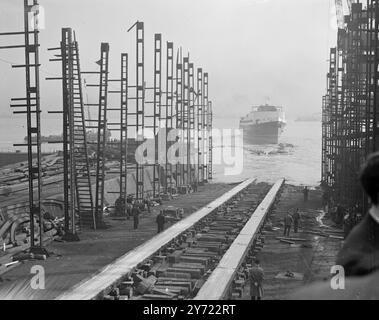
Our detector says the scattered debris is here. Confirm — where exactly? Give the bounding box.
[275,271,304,281]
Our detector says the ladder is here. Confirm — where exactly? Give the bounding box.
[71,35,95,229]
[48,28,95,233]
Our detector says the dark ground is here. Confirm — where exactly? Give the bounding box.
[0,182,234,300]
[240,184,343,300]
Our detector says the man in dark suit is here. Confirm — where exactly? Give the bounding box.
[335,152,379,277]
[156,211,166,233]
[132,203,141,230]
[249,259,264,300]
[291,152,379,299]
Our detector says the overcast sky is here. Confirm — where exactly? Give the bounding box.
[0,0,337,122]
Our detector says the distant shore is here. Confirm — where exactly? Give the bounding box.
[0,152,51,168]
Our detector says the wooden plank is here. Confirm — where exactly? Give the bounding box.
[56,178,256,300]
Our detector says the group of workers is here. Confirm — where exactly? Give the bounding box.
[283,208,301,237]
[282,186,309,237]
[113,195,166,233]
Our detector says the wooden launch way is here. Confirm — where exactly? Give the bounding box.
[57,178,256,300]
[57,178,284,300]
[194,179,284,300]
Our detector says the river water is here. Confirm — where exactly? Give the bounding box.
[0,115,321,187]
[212,117,321,187]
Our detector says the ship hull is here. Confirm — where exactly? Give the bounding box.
[240,121,286,145]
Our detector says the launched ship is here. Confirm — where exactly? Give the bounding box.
[239,104,286,145]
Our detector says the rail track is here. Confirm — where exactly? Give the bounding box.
[57,178,284,300]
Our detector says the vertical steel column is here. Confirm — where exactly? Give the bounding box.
[94,43,110,227]
[165,42,174,194]
[120,54,129,211]
[197,68,204,184]
[182,57,190,186]
[321,95,327,184]
[136,22,145,200]
[101,54,129,215]
[25,0,43,251]
[126,21,145,201]
[207,100,213,180]
[0,1,45,252]
[153,34,162,197]
[188,62,195,185]
[61,29,77,236]
[372,0,379,151]
[175,51,183,187]
[60,28,74,235]
[203,72,209,183]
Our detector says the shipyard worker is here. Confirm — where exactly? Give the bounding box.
[156,211,166,233]
[322,191,330,212]
[193,180,198,192]
[303,186,309,202]
[132,204,141,230]
[126,195,133,204]
[249,259,264,300]
[333,204,345,226]
[292,208,301,233]
[283,213,293,236]
[114,197,125,217]
[144,197,151,213]
[126,202,132,220]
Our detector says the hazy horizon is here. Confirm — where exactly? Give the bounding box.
[0,0,337,124]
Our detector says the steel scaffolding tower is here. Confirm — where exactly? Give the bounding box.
[127,21,145,201]
[0,0,46,253]
[322,1,379,215]
[196,68,204,184]
[203,72,209,183]
[119,54,129,212]
[106,53,129,215]
[188,62,196,185]
[207,100,213,180]
[175,50,184,187]
[164,41,175,194]
[182,57,190,186]
[146,33,162,197]
[94,43,110,226]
